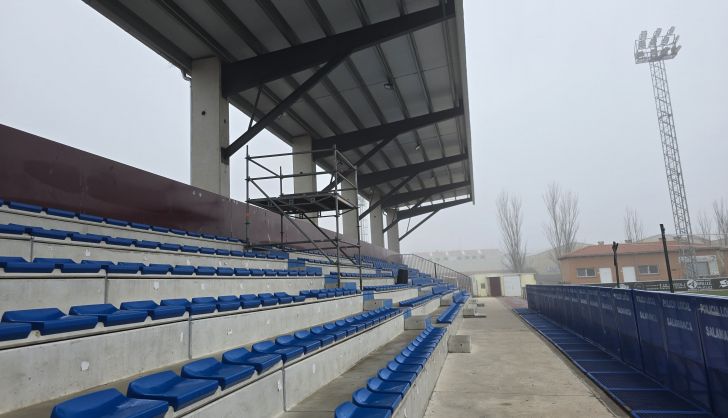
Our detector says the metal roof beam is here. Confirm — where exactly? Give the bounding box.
[313,106,462,152]
[357,154,467,189]
[400,210,440,241]
[397,197,472,220]
[359,174,416,220]
[382,181,470,209]
[221,1,455,95]
[223,53,347,159]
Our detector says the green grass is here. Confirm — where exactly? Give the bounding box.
[688,289,728,297]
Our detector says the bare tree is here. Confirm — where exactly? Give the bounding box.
[623,207,645,242]
[696,209,713,242]
[496,191,527,273]
[714,199,728,246]
[543,183,580,264]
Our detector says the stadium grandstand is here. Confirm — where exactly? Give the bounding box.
[3,2,727,418]
[0,1,479,417]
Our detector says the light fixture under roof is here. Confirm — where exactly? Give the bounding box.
[383,78,394,90]
[415,142,422,151]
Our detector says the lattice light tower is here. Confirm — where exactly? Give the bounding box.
[634,27,697,279]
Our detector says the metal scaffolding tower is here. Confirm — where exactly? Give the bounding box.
[634,27,697,279]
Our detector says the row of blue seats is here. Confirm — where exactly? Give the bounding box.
[0,289,357,340]
[0,222,287,260]
[335,322,448,417]
[0,256,322,276]
[1,199,248,244]
[398,293,441,308]
[437,302,463,324]
[332,272,394,278]
[362,284,410,292]
[51,307,401,417]
[452,291,470,304]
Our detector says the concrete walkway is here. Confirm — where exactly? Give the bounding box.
[424,297,621,418]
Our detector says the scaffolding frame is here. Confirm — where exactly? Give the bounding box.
[244,146,362,287]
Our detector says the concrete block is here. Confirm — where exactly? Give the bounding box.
[440,294,453,306]
[364,299,389,310]
[448,335,471,353]
[404,315,428,330]
[0,275,105,312]
[0,235,31,259]
[410,298,442,317]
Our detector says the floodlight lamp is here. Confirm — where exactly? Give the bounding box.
[666,26,675,36]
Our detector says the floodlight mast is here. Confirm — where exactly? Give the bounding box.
[634,27,697,279]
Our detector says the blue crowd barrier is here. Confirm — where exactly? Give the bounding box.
[526,284,728,416]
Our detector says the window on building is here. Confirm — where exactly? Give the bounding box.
[480,283,486,289]
[576,268,596,278]
[638,265,659,275]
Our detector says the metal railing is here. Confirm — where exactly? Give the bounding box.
[389,253,473,293]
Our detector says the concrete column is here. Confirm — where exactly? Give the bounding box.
[342,180,359,244]
[190,57,230,196]
[369,196,384,247]
[386,209,400,253]
[292,135,317,225]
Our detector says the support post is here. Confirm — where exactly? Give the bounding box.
[190,57,230,196]
[661,224,675,293]
[369,194,384,247]
[612,241,620,288]
[292,135,318,225]
[342,176,359,244]
[386,209,400,253]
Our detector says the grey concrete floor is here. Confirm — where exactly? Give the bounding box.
[424,297,622,418]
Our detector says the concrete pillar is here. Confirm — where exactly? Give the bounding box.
[292,135,317,225]
[386,209,400,253]
[342,180,359,244]
[190,57,230,196]
[369,196,384,247]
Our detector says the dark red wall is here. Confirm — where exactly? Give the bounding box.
[0,124,393,259]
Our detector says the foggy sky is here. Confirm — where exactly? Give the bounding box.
[1,0,727,255]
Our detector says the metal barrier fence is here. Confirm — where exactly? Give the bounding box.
[526,284,728,416]
[389,253,473,293]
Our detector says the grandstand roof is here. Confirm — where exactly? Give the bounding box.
[84,0,474,218]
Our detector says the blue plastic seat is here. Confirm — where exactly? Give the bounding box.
[339,319,362,334]
[215,249,230,256]
[400,348,431,359]
[161,298,216,315]
[191,296,238,312]
[159,243,181,252]
[239,294,262,309]
[135,240,160,249]
[294,329,334,347]
[180,245,199,253]
[386,361,421,374]
[335,402,392,418]
[69,304,148,326]
[273,292,293,304]
[0,223,25,235]
[378,368,416,385]
[222,347,282,373]
[50,388,168,418]
[187,232,201,238]
[120,301,186,320]
[230,250,244,257]
[130,222,151,230]
[367,377,410,396]
[216,267,234,276]
[70,232,104,243]
[170,228,186,235]
[276,334,321,354]
[181,358,254,390]
[105,218,129,227]
[199,247,215,255]
[234,268,250,276]
[311,325,347,341]
[9,201,42,212]
[45,207,75,218]
[196,266,216,276]
[61,262,102,275]
[104,236,136,246]
[141,264,172,275]
[258,293,278,307]
[78,213,104,223]
[252,340,304,363]
[249,268,264,277]
[29,227,71,240]
[171,265,195,275]
[352,387,401,411]
[0,322,32,341]
[108,262,144,274]
[127,370,218,411]
[2,308,98,335]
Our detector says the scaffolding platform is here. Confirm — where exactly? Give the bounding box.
[248,192,356,214]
